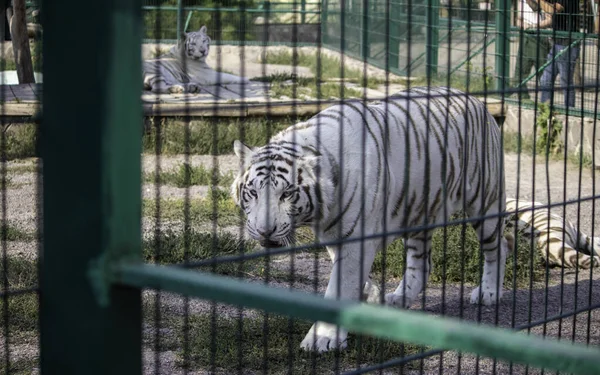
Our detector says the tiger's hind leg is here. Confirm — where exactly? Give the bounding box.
[544,237,599,269]
[385,234,433,308]
[469,209,509,306]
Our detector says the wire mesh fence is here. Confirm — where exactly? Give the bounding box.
[2,0,600,374]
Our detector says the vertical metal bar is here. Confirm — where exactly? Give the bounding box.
[389,0,400,72]
[361,0,369,61]
[495,0,510,92]
[40,0,143,373]
[177,0,183,43]
[184,10,194,33]
[321,0,328,45]
[301,0,306,24]
[426,0,440,79]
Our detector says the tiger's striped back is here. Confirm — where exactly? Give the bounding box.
[505,198,600,268]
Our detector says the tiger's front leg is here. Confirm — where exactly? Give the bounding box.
[300,240,379,352]
[385,235,432,308]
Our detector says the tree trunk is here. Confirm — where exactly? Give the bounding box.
[7,0,34,84]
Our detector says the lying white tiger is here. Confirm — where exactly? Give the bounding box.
[505,198,600,268]
[231,87,510,352]
[142,25,249,94]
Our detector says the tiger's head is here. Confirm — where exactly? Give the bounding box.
[231,140,332,248]
[179,25,210,61]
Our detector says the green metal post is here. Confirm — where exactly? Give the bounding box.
[184,10,194,33]
[389,0,400,72]
[40,0,143,373]
[177,0,183,43]
[301,0,306,24]
[426,0,440,79]
[495,0,511,92]
[361,0,369,61]
[321,0,328,45]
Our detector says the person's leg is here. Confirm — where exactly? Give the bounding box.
[557,45,580,107]
[517,34,538,99]
[534,36,551,85]
[513,32,534,99]
[540,44,559,103]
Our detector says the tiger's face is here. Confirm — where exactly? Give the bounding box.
[231,140,328,248]
[182,25,210,61]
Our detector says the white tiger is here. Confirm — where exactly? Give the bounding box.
[505,198,600,268]
[142,25,249,94]
[231,86,510,352]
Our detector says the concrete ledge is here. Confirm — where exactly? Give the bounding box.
[504,105,600,169]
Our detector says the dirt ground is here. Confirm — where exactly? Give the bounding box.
[138,151,600,375]
[3,150,599,374]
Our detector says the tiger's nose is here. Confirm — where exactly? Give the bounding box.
[257,225,277,238]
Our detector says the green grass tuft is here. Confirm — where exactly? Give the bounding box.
[503,131,594,169]
[0,224,37,242]
[143,228,259,276]
[3,124,39,161]
[142,188,240,226]
[142,117,303,155]
[144,163,235,188]
[0,256,39,336]
[259,50,385,89]
[371,213,543,287]
[176,313,425,374]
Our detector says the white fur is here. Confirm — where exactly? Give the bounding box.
[143,25,249,94]
[232,87,509,352]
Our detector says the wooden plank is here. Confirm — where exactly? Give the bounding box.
[29,83,41,100]
[10,83,37,102]
[222,82,270,99]
[0,95,507,119]
[146,102,248,117]
[2,102,40,116]
[200,85,242,100]
[0,85,17,102]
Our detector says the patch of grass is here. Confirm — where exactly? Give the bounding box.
[269,79,364,100]
[0,356,39,375]
[503,131,594,169]
[145,163,235,188]
[259,51,384,89]
[142,187,240,226]
[0,41,43,73]
[143,228,258,275]
[177,313,425,374]
[409,66,493,94]
[142,117,304,155]
[7,162,40,174]
[371,213,543,287]
[3,123,39,161]
[0,256,39,335]
[0,224,36,242]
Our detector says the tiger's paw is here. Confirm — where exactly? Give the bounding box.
[384,293,413,308]
[470,285,502,306]
[185,83,201,93]
[300,322,348,353]
[168,84,185,94]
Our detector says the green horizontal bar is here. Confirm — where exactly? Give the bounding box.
[342,305,600,375]
[142,6,320,14]
[114,263,346,324]
[113,263,600,374]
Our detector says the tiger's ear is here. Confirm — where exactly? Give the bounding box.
[233,140,255,170]
[199,25,208,34]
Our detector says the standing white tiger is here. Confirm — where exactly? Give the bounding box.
[143,25,249,94]
[231,87,510,352]
[505,198,600,268]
